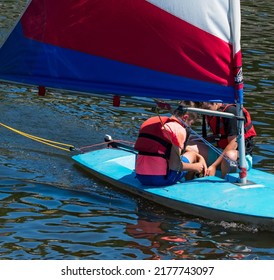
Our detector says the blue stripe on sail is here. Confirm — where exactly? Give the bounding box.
[0,23,234,103]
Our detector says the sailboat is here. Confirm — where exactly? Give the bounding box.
[0,0,274,229]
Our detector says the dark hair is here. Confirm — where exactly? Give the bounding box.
[174,101,198,121]
[200,102,215,109]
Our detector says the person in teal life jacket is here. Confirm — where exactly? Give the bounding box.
[197,102,257,178]
[134,101,207,186]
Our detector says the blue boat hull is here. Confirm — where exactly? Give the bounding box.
[72,148,274,230]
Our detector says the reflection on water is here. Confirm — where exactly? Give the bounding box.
[2,178,274,260]
[0,0,273,260]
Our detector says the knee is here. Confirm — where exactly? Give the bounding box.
[182,151,196,163]
[186,144,198,153]
[223,150,237,161]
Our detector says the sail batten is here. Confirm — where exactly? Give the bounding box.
[0,0,242,103]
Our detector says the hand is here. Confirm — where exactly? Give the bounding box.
[205,165,216,176]
[194,162,206,175]
[197,155,207,177]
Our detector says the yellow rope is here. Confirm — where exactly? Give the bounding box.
[0,122,74,152]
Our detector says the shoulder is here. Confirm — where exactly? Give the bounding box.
[163,122,186,147]
[164,121,184,133]
[223,104,237,114]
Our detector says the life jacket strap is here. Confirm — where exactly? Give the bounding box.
[245,121,253,132]
[138,151,167,158]
[202,115,207,138]
[137,132,172,159]
[138,133,170,148]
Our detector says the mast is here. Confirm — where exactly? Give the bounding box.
[230,0,247,184]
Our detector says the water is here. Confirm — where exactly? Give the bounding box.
[0,1,273,260]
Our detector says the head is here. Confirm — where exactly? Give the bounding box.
[173,101,198,126]
[201,102,223,111]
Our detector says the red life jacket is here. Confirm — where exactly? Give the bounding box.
[206,104,257,149]
[134,116,186,159]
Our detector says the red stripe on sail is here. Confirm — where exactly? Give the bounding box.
[21,0,234,86]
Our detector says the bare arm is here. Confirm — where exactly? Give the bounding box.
[206,135,237,176]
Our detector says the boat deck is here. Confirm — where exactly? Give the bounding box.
[72,148,274,229]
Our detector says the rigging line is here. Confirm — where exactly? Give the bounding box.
[178,118,236,166]
[153,100,237,173]
[0,122,75,152]
[79,140,135,152]
[152,99,236,165]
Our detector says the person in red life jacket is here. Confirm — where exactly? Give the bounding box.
[134,101,207,186]
[198,102,257,178]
